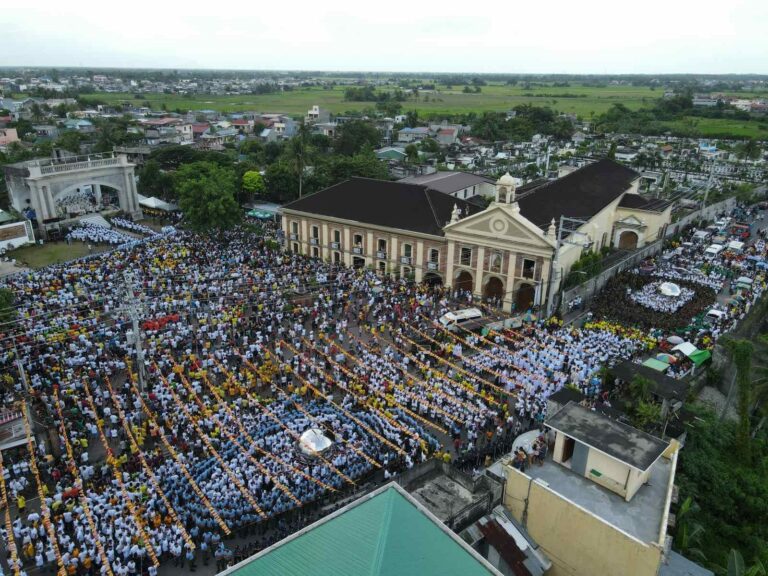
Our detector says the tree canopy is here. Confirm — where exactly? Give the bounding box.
[334,120,381,156]
[175,162,241,231]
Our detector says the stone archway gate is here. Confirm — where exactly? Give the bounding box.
[4,154,142,237]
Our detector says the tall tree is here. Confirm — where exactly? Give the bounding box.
[334,120,380,156]
[174,162,241,231]
[241,170,266,202]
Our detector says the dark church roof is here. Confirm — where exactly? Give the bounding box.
[618,194,672,213]
[517,160,639,230]
[282,177,483,236]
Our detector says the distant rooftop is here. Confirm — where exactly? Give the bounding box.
[546,402,669,472]
[523,453,672,544]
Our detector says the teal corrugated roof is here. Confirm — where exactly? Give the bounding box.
[226,485,498,576]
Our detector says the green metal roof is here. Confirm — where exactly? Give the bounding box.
[224,484,499,576]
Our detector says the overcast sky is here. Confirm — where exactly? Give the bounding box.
[1,0,766,74]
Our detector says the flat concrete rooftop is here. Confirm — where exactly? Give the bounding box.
[524,454,672,544]
[409,470,482,522]
[547,401,670,471]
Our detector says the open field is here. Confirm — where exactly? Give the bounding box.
[661,116,768,139]
[8,241,110,268]
[92,83,663,118]
[88,83,768,138]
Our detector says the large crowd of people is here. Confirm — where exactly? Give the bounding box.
[0,203,763,575]
[629,281,695,313]
[65,222,136,246]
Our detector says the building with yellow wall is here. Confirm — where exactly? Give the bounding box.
[280,159,672,313]
[501,402,680,576]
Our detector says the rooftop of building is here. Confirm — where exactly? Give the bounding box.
[618,193,673,213]
[399,171,494,194]
[282,177,483,237]
[519,451,672,544]
[517,159,639,230]
[546,401,670,472]
[220,482,501,576]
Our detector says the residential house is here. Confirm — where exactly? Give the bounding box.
[312,122,338,138]
[62,119,95,133]
[375,146,407,161]
[230,118,254,134]
[305,105,330,124]
[436,127,459,146]
[397,127,431,143]
[33,125,60,140]
[0,128,19,150]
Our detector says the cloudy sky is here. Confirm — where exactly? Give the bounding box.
[1,0,766,74]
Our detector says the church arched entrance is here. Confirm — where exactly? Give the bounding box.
[516,283,535,311]
[424,272,443,286]
[455,271,473,293]
[618,230,639,250]
[484,277,504,301]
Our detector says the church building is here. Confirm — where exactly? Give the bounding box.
[280,159,671,313]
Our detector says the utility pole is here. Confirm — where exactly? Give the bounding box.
[122,271,147,392]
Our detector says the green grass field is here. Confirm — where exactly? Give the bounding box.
[94,83,662,118]
[90,83,768,138]
[661,116,768,139]
[8,241,110,268]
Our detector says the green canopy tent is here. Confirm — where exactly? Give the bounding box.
[689,349,712,366]
[247,210,274,219]
[642,358,670,372]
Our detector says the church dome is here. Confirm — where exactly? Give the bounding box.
[497,172,516,187]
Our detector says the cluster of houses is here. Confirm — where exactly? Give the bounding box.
[0,71,395,97]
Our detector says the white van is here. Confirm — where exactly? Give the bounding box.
[439,308,483,329]
[705,309,726,322]
[704,244,724,258]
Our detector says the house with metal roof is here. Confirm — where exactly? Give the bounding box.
[399,171,495,200]
[220,483,503,576]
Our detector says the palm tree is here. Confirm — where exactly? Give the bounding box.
[674,497,706,564]
[289,121,311,198]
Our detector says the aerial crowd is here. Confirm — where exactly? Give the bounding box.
[0,204,764,576]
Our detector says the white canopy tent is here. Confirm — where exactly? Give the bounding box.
[138,194,179,212]
[672,342,698,357]
[298,428,333,455]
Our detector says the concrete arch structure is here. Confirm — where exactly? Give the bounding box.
[3,154,142,238]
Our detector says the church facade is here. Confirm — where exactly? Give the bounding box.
[280,159,672,313]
